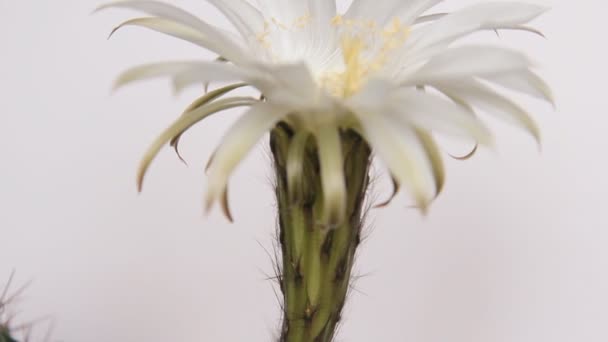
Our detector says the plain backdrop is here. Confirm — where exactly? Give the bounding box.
[1,0,606,341]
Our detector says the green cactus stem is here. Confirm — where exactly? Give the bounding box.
[270,123,371,342]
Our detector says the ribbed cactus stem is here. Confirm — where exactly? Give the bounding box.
[271,124,371,342]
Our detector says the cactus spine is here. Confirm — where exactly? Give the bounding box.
[1,273,19,342]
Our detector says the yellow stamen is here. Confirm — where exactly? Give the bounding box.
[271,17,289,30]
[339,35,366,97]
[294,13,311,28]
[331,15,343,26]
[321,17,411,98]
[256,21,271,46]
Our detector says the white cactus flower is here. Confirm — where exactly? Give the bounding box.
[97,0,552,225]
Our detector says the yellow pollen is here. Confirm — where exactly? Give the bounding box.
[256,22,271,46]
[339,35,366,97]
[256,15,312,57]
[321,17,411,98]
[294,13,312,28]
[331,15,343,26]
[271,17,289,30]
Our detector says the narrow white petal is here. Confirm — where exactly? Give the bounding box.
[172,62,322,108]
[346,0,441,26]
[316,126,346,227]
[255,63,331,110]
[114,61,247,90]
[114,62,198,89]
[260,63,318,98]
[402,45,532,83]
[345,0,424,26]
[484,70,554,105]
[414,129,445,198]
[307,0,338,64]
[96,0,208,28]
[387,88,493,145]
[498,25,546,37]
[358,115,433,211]
[343,79,394,112]
[254,0,307,22]
[308,0,336,23]
[409,2,548,50]
[171,84,249,161]
[413,13,447,25]
[397,0,445,26]
[110,17,233,54]
[137,97,256,192]
[97,0,248,63]
[204,0,265,40]
[391,2,548,70]
[172,63,254,93]
[182,83,249,113]
[347,82,437,210]
[205,103,289,211]
[345,0,401,24]
[435,79,541,143]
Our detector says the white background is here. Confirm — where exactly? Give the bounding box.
[1,0,606,341]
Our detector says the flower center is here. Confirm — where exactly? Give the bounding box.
[320,16,411,98]
[255,14,411,99]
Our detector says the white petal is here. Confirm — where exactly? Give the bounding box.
[114,61,198,89]
[316,126,347,227]
[387,88,493,145]
[171,84,250,161]
[345,0,401,24]
[97,0,207,28]
[172,63,254,93]
[414,129,445,198]
[259,63,317,96]
[254,62,331,110]
[308,0,336,24]
[391,2,547,70]
[136,97,256,192]
[346,0,441,26]
[435,79,541,143]
[484,70,554,105]
[345,79,394,109]
[344,0,436,27]
[413,13,447,25]
[114,61,247,90]
[204,0,265,40]
[96,0,248,63]
[409,2,548,51]
[307,0,338,65]
[109,17,234,54]
[205,102,289,211]
[172,62,321,107]
[254,0,307,22]
[402,45,532,83]
[396,0,444,26]
[358,114,434,211]
[498,25,546,37]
